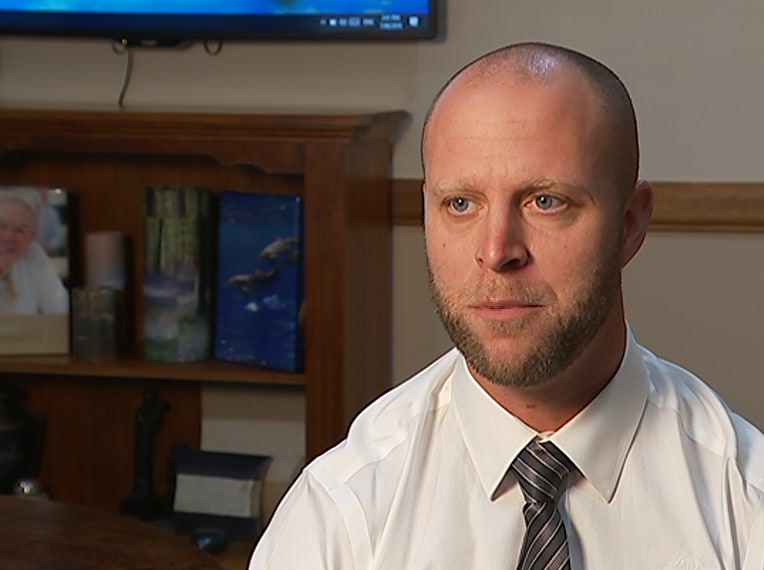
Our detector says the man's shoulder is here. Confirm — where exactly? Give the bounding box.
[640,345,764,491]
[303,348,461,487]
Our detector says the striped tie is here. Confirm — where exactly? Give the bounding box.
[511,440,575,570]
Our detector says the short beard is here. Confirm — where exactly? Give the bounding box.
[426,241,622,389]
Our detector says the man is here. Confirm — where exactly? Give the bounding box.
[250,42,764,569]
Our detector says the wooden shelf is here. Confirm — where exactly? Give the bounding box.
[0,106,408,513]
[0,351,305,386]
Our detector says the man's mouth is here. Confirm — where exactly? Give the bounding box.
[469,301,543,321]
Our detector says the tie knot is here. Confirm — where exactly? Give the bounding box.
[511,440,574,504]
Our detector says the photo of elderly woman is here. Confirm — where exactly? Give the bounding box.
[0,187,69,315]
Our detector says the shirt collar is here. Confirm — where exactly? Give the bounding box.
[453,328,649,503]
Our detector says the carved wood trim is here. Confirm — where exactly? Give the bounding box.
[392,180,764,232]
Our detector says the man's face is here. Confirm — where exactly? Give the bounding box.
[422,70,629,389]
[0,199,38,273]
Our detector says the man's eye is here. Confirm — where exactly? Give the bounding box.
[534,194,564,211]
[448,197,472,213]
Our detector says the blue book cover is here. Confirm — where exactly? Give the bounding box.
[214,191,304,372]
[170,443,273,540]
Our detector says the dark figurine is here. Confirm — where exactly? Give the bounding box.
[119,390,170,520]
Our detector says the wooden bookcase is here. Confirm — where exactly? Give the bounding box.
[0,107,409,511]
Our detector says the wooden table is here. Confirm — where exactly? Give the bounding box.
[0,496,224,569]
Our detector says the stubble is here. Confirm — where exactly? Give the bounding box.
[426,239,622,389]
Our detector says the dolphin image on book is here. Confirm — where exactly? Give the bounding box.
[258,236,299,262]
[225,267,279,292]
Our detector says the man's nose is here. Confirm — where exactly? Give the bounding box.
[474,211,530,272]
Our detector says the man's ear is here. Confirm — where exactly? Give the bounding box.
[621,179,654,266]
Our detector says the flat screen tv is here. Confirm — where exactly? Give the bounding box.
[0,0,439,45]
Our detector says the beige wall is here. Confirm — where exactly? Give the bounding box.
[3,0,763,510]
[5,2,764,181]
[624,231,764,428]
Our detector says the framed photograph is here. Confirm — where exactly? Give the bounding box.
[0,186,70,355]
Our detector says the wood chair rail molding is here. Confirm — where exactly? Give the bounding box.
[392,180,764,232]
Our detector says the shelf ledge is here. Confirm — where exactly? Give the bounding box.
[0,350,305,386]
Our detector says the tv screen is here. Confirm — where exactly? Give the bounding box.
[0,0,438,44]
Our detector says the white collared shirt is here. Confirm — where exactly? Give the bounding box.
[250,332,764,569]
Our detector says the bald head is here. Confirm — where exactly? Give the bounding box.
[421,42,639,196]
